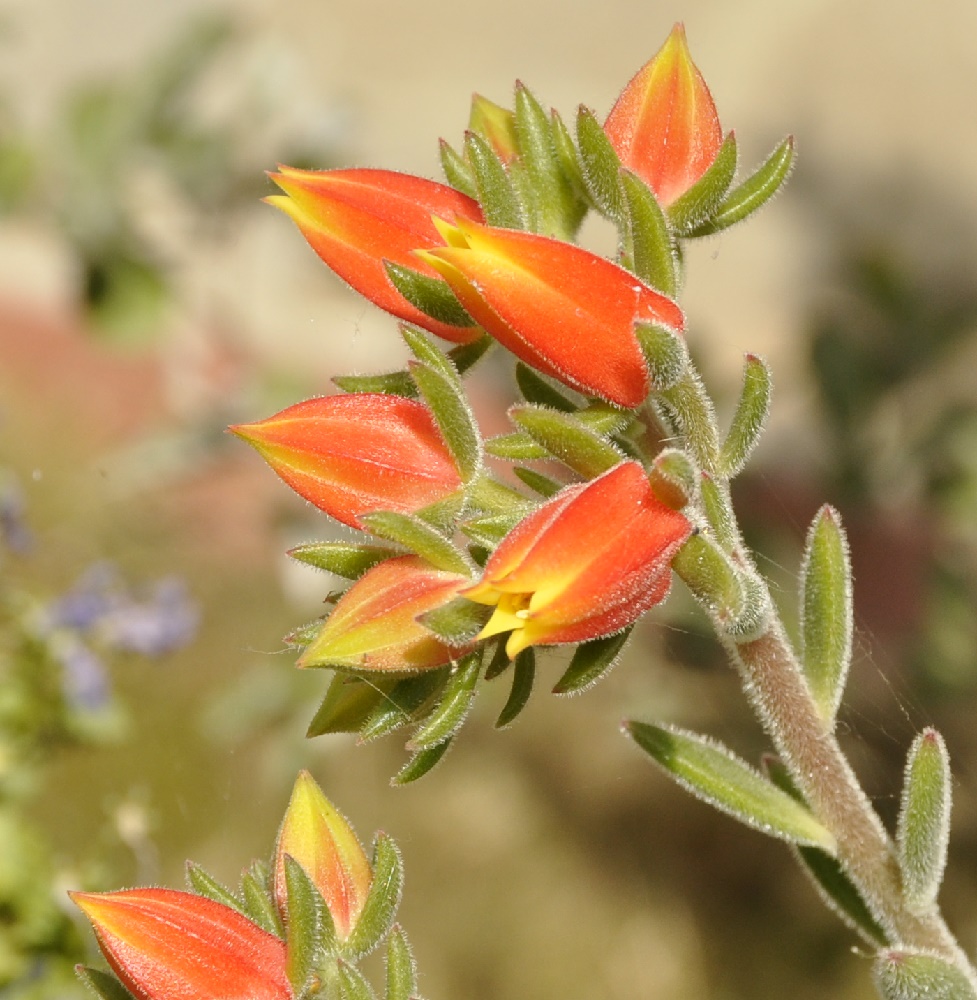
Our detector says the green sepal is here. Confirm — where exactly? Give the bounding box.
[288,543,401,580]
[575,105,625,223]
[687,136,795,237]
[719,353,771,478]
[513,82,581,239]
[409,360,482,482]
[800,505,852,726]
[897,729,952,912]
[419,597,492,645]
[307,674,394,737]
[515,362,578,412]
[672,533,745,628]
[649,448,697,510]
[333,370,417,398]
[384,925,417,1000]
[621,170,677,296]
[465,472,534,517]
[383,261,474,328]
[283,855,332,990]
[576,402,634,436]
[763,755,887,945]
[484,639,511,680]
[635,323,689,393]
[446,332,494,375]
[700,473,736,551]
[344,833,403,959]
[549,108,591,208]
[873,949,977,1000]
[667,130,738,234]
[657,370,720,472]
[185,861,247,915]
[464,130,524,229]
[460,512,524,547]
[408,652,481,750]
[513,466,563,498]
[495,648,535,728]
[392,738,452,785]
[439,138,477,199]
[485,431,549,461]
[358,511,472,577]
[359,670,449,743]
[553,626,633,695]
[337,962,376,1000]
[510,404,623,478]
[240,859,284,938]
[76,966,138,1000]
[625,721,836,850]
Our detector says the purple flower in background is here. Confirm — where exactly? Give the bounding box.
[99,577,199,657]
[57,639,111,711]
[47,563,121,631]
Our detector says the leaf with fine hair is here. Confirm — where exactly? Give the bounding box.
[408,653,482,750]
[718,353,771,478]
[873,949,977,1000]
[384,925,417,1000]
[344,834,404,960]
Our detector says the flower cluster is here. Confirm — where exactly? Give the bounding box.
[234,23,792,781]
[73,773,415,1000]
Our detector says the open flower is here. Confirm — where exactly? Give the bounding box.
[464,462,692,657]
[274,771,372,941]
[71,889,291,1000]
[604,23,724,207]
[267,166,483,342]
[230,394,463,530]
[299,555,471,671]
[417,219,684,407]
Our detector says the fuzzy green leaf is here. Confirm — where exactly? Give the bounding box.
[553,626,633,695]
[576,105,625,223]
[447,333,494,375]
[384,262,474,328]
[460,512,524,548]
[897,729,952,912]
[76,966,138,1000]
[288,543,401,580]
[359,670,449,743]
[439,138,477,199]
[515,362,578,412]
[700,473,736,551]
[513,466,563,498]
[337,961,377,1000]
[800,505,852,726]
[384,926,417,1000]
[283,856,331,989]
[626,721,836,850]
[307,674,394,737]
[672,533,745,628]
[408,652,481,750]
[719,353,771,478]
[688,136,795,237]
[621,170,677,296]
[495,648,535,728]
[634,323,688,392]
[185,862,247,915]
[648,449,697,510]
[657,369,720,472]
[668,131,738,234]
[333,370,417,398]
[549,109,591,207]
[344,833,403,960]
[240,861,284,937]
[409,360,482,482]
[419,597,492,645]
[358,511,472,577]
[392,738,452,785]
[485,431,549,461]
[510,404,623,478]
[465,131,524,229]
[873,950,977,1000]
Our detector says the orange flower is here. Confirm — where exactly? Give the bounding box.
[230,394,463,530]
[418,220,684,407]
[267,166,483,343]
[464,462,691,657]
[71,889,290,1000]
[299,555,471,671]
[274,771,372,940]
[604,23,723,206]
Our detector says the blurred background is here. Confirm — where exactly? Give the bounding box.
[2,1,977,997]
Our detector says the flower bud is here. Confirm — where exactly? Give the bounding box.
[274,771,372,941]
[604,23,723,207]
[464,461,692,657]
[418,219,684,408]
[299,555,472,671]
[266,167,483,342]
[468,94,519,164]
[71,889,291,1000]
[230,394,463,530]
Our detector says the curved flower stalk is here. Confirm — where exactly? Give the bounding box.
[72,773,418,1000]
[236,22,977,997]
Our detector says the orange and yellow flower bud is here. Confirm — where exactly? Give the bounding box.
[604,23,723,207]
[71,889,291,1000]
[230,394,463,530]
[417,220,684,408]
[468,94,519,164]
[299,555,471,671]
[274,771,372,940]
[464,461,692,657]
[266,166,483,343]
